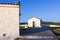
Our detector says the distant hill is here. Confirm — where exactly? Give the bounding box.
[20,21,60,25]
[42,21,60,25]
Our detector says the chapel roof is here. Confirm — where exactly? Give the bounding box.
[28,17,42,20]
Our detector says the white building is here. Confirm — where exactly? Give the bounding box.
[20,23,28,28]
[28,17,42,27]
[20,17,42,28]
[0,2,20,38]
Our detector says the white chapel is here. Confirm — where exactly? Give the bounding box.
[28,17,42,27]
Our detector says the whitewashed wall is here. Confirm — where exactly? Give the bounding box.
[50,25,60,27]
[20,24,28,28]
[28,17,41,27]
[0,4,19,38]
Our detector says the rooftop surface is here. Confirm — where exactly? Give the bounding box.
[0,2,20,5]
[0,2,20,8]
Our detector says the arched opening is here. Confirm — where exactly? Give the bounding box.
[33,21,35,27]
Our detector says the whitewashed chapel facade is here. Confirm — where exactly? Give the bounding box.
[28,17,42,27]
[0,2,20,38]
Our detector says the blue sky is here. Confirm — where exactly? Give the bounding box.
[0,0,60,22]
[20,0,60,22]
[0,0,18,3]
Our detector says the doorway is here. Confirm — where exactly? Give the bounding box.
[33,21,35,27]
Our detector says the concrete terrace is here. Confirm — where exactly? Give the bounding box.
[20,26,55,36]
[20,26,59,40]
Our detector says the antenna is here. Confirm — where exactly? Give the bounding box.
[18,0,20,5]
